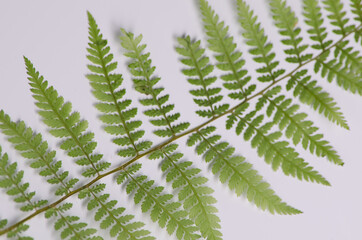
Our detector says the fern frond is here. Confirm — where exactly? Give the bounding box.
[120,30,190,138]
[0,110,79,196]
[315,51,362,95]
[149,144,222,240]
[198,0,254,100]
[286,70,349,129]
[351,0,362,23]
[176,36,229,118]
[269,0,313,64]
[86,12,152,157]
[45,202,103,240]
[226,105,330,186]
[24,57,110,177]
[334,40,362,73]
[237,0,285,82]
[187,126,300,215]
[322,0,354,36]
[0,147,48,212]
[257,86,343,165]
[117,163,200,240]
[3,221,32,240]
[303,0,333,50]
[78,184,155,240]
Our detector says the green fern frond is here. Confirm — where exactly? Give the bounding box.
[86,12,152,157]
[0,110,79,196]
[256,86,343,165]
[24,57,110,178]
[334,40,362,73]
[315,51,362,95]
[322,0,354,36]
[45,202,103,240]
[269,0,313,64]
[78,184,155,240]
[198,0,255,100]
[237,0,285,82]
[187,126,301,215]
[286,70,349,129]
[117,163,200,240]
[2,220,32,240]
[176,36,229,118]
[302,0,333,50]
[351,0,362,23]
[0,147,48,212]
[227,105,330,186]
[120,30,190,138]
[149,143,222,240]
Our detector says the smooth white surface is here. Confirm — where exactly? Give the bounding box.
[0,0,361,239]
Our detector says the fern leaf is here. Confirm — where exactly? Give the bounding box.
[198,0,254,100]
[286,70,349,129]
[334,40,362,73]
[0,147,48,212]
[176,36,229,118]
[86,12,152,157]
[149,144,222,240]
[4,222,33,240]
[351,0,362,23]
[315,51,362,95]
[0,111,79,196]
[302,0,333,50]
[24,57,110,177]
[322,0,354,36]
[117,164,200,240]
[45,202,103,240]
[120,30,190,138]
[228,107,330,186]
[187,126,301,215]
[269,0,313,64]
[257,86,343,165]
[237,0,285,82]
[79,184,155,240]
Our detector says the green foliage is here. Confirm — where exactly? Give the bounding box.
[120,30,190,138]
[86,12,152,157]
[269,0,313,64]
[226,104,330,186]
[286,70,349,129]
[117,164,200,240]
[1,0,362,239]
[237,0,285,82]
[256,86,343,165]
[79,184,155,240]
[150,143,222,240]
[187,126,301,215]
[0,110,78,196]
[199,0,255,100]
[24,57,110,177]
[176,36,229,118]
[0,147,48,212]
[322,0,354,36]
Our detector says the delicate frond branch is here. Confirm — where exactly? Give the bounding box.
[149,144,222,240]
[237,0,285,82]
[117,164,200,240]
[176,36,229,118]
[24,57,110,177]
[187,126,302,215]
[120,30,190,138]
[198,0,254,100]
[0,110,78,196]
[322,0,354,36]
[256,86,343,165]
[86,12,152,158]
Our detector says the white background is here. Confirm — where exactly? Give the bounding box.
[0,0,361,239]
